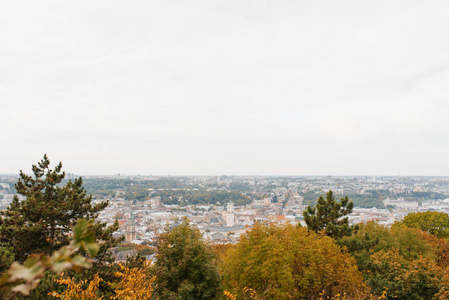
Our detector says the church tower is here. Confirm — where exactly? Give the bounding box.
[125,211,136,242]
[226,201,235,227]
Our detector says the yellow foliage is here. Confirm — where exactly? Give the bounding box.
[49,273,103,300]
[110,260,156,300]
[50,261,155,300]
[224,290,237,300]
[224,287,258,300]
[220,223,369,300]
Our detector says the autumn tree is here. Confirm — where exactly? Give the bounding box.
[111,260,156,300]
[221,222,368,300]
[49,274,103,300]
[154,218,220,300]
[303,190,355,239]
[421,231,449,268]
[51,261,156,300]
[339,221,449,299]
[399,211,449,239]
[368,248,441,300]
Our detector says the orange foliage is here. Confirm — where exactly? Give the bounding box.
[421,231,449,267]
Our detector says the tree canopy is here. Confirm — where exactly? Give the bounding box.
[220,222,368,300]
[339,221,449,299]
[154,218,220,300]
[399,211,449,239]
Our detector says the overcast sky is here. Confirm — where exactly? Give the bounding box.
[1,0,449,176]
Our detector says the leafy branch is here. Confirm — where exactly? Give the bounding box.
[0,219,99,299]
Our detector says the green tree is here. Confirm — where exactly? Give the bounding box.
[303,190,355,239]
[0,155,110,262]
[0,155,122,298]
[399,211,449,239]
[0,248,14,274]
[154,218,220,300]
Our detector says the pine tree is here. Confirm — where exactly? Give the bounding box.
[303,190,355,239]
[0,154,120,264]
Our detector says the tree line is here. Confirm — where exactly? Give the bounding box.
[2,156,449,299]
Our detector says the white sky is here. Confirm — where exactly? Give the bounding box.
[1,0,449,176]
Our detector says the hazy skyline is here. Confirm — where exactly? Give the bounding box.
[1,0,449,176]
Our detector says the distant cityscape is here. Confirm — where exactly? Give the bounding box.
[2,174,449,248]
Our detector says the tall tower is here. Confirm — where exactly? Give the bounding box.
[125,211,136,242]
[226,201,235,227]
